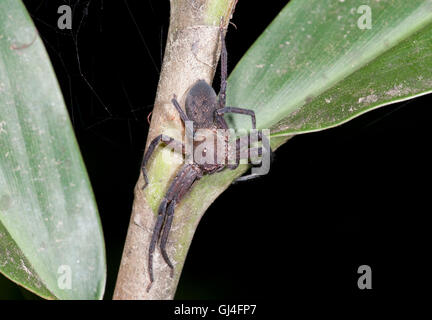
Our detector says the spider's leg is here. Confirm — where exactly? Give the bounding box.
[147,165,200,290]
[228,145,263,171]
[234,132,272,182]
[159,165,200,276]
[219,24,228,109]
[232,147,267,183]
[227,131,272,182]
[172,96,194,138]
[239,147,263,162]
[214,23,229,128]
[234,173,262,182]
[215,107,257,130]
[159,200,176,277]
[227,132,261,170]
[171,96,189,123]
[146,198,168,292]
[141,134,185,190]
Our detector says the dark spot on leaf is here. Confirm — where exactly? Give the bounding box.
[305,95,314,104]
[0,194,11,211]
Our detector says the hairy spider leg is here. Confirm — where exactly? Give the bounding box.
[219,23,228,109]
[226,131,265,170]
[159,200,176,274]
[224,130,272,183]
[171,96,190,123]
[213,24,272,175]
[146,164,201,292]
[171,96,196,138]
[214,106,264,172]
[215,107,257,129]
[141,134,185,190]
[215,23,231,133]
[235,132,272,182]
[159,165,201,270]
[147,198,168,291]
[236,147,263,161]
[227,133,257,170]
[142,91,193,191]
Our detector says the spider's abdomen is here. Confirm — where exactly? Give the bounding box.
[185,80,218,128]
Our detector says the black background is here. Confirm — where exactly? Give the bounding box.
[1,0,430,300]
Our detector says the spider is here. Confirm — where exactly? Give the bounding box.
[141,24,270,292]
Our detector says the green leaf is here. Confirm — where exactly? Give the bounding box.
[225,0,432,135]
[0,0,106,299]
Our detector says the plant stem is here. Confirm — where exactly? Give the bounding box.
[113,0,238,300]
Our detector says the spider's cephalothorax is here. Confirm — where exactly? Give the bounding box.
[141,24,270,292]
